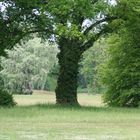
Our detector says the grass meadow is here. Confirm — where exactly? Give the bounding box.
[0,91,140,140]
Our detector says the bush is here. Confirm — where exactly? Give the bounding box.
[103,88,140,107]
[100,34,140,107]
[118,89,140,107]
[0,90,16,107]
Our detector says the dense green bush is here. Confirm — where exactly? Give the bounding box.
[100,5,140,107]
[0,90,16,107]
[100,34,140,107]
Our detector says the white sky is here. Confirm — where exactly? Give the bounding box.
[109,0,117,5]
[0,2,5,12]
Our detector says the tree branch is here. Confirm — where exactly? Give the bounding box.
[83,16,117,35]
[91,0,99,5]
[81,28,108,52]
[24,28,51,35]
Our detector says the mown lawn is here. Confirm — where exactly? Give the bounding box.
[0,91,140,140]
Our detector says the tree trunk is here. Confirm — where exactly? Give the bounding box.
[55,37,82,105]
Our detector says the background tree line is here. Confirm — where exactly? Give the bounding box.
[0,0,140,107]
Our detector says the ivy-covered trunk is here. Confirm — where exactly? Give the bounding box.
[55,37,82,105]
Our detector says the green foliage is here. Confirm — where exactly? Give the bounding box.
[0,0,53,56]
[0,0,139,105]
[0,37,58,94]
[80,39,107,94]
[100,33,140,107]
[77,87,88,93]
[43,64,59,91]
[44,76,57,91]
[0,90,16,107]
[99,1,140,107]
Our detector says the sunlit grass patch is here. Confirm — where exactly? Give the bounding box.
[14,90,103,107]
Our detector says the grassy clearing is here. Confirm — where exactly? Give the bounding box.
[14,90,103,107]
[0,91,140,140]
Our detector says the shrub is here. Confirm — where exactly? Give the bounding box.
[100,33,140,107]
[0,90,16,107]
[103,88,140,107]
[118,89,140,107]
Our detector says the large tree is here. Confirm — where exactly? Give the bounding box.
[0,0,137,105]
[46,0,120,104]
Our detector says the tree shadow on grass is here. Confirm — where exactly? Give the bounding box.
[21,103,140,113]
